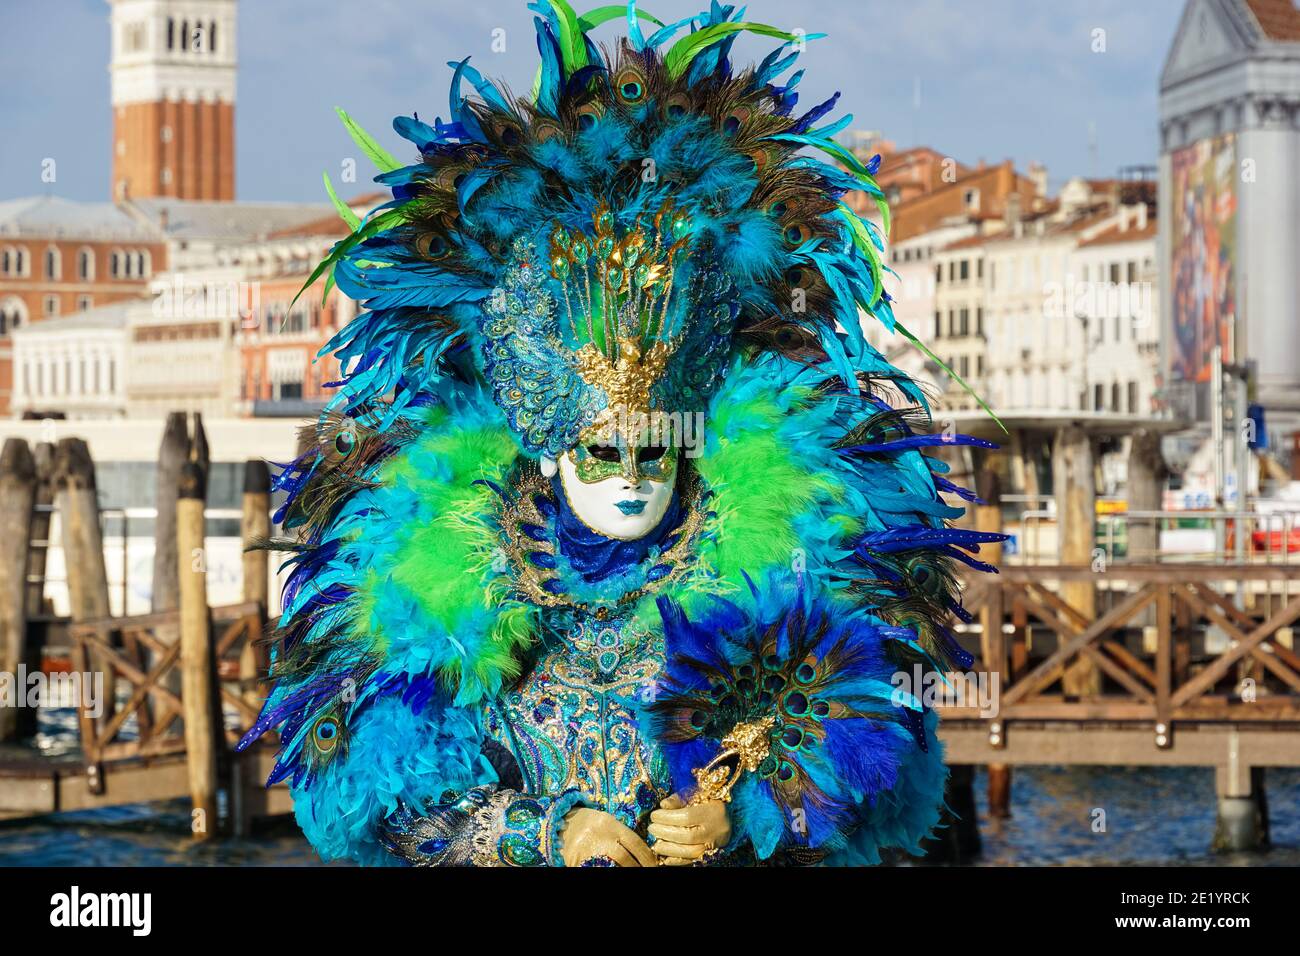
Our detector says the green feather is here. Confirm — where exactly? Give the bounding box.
[836,205,884,307]
[547,0,589,76]
[577,4,663,32]
[323,172,362,232]
[894,320,1009,435]
[289,208,408,314]
[335,107,401,174]
[664,23,811,79]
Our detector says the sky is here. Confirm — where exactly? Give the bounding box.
[0,0,1187,204]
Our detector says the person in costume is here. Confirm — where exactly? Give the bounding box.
[238,0,1005,867]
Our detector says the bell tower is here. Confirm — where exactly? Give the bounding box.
[108,0,237,201]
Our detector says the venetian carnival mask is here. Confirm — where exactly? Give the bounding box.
[480,200,737,540]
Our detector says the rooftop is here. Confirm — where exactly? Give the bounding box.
[12,299,140,336]
[0,196,159,241]
[1244,0,1300,41]
[127,197,334,241]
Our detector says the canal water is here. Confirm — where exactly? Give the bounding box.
[2,709,1297,866]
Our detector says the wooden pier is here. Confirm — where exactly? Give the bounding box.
[939,564,1300,855]
[0,420,291,835]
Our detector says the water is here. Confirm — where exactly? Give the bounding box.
[970,765,1300,867]
[3,710,1297,865]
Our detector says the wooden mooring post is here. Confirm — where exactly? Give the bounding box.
[177,461,219,840]
[0,439,39,741]
[240,459,270,706]
[53,437,116,733]
[975,461,1010,820]
[1053,425,1099,696]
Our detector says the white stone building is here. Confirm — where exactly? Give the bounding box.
[1069,207,1160,416]
[10,302,132,419]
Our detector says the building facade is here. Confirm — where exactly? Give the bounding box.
[0,197,165,414]
[1160,0,1300,443]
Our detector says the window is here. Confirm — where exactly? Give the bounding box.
[167,17,175,51]
[958,308,970,335]
[934,311,943,339]
[935,265,942,286]
[1111,383,1121,412]
[976,307,984,337]
[959,260,969,281]
[1127,381,1138,414]
[0,299,24,335]
[110,250,122,278]
[78,295,93,311]
[1109,263,1120,284]
[45,246,61,280]
[78,247,94,281]
[210,21,218,54]
[7,246,29,277]
[44,295,60,317]
[977,258,984,279]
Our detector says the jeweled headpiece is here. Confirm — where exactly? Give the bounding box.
[305,2,991,456]
[481,200,736,456]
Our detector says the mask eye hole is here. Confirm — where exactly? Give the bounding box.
[586,445,620,462]
[637,446,667,463]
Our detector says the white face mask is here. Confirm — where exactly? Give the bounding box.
[555,450,678,541]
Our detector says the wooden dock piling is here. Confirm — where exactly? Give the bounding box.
[53,437,116,728]
[177,460,219,840]
[1053,425,1100,696]
[975,462,1011,819]
[239,459,271,707]
[0,439,38,741]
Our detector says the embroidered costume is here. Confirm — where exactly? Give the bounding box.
[239,0,1005,867]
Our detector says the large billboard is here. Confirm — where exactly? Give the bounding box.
[1170,134,1238,385]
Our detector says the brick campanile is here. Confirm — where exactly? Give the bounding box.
[108,0,237,201]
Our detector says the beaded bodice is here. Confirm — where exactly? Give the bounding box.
[483,609,672,832]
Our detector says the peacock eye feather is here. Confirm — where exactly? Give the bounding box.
[531,120,563,144]
[575,101,604,130]
[664,93,691,119]
[614,66,648,105]
[415,232,451,260]
[783,690,809,717]
[312,716,340,755]
[784,223,813,246]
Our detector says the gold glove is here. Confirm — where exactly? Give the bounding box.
[648,793,732,866]
[559,807,658,867]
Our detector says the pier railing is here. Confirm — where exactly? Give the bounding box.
[69,602,266,778]
[952,565,1300,729]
